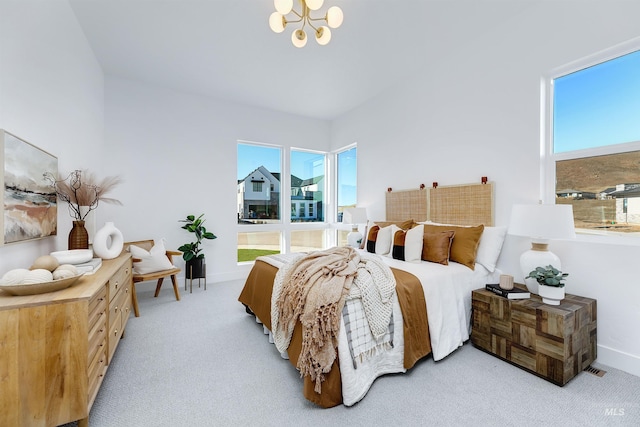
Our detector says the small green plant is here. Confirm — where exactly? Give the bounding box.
[178,214,217,261]
[526,265,568,288]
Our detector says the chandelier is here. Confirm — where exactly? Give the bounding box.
[268,0,344,48]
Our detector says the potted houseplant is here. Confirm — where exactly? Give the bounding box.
[178,214,217,280]
[526,265,569,305]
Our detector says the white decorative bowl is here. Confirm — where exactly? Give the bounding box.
[50,249,94,265]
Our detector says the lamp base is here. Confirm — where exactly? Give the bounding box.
[520,243,561,295]
[347,230,363,248]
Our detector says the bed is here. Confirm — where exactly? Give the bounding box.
[238,182,506,407]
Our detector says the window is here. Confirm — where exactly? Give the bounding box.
[237,143,281,223]
[546,43,640,236]
[336,145,357,246]
[290,149,325,222]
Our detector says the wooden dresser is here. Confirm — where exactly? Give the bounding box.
[471,286,597,386]
[0,253,133,427]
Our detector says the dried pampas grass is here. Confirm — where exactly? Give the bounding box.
[45,170,123,221]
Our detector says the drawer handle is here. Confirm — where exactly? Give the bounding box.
[114,329,118,336]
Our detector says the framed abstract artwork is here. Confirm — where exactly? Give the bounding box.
[1,129,58,245]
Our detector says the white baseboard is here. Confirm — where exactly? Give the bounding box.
[596,344,640,378]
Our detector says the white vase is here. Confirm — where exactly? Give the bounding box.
[538,284,565,305]
[93,222,124,260]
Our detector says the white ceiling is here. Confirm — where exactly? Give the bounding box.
[68,0,535,120]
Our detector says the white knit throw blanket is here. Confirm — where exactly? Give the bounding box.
[350,251,396,339]
[270,248,396,392]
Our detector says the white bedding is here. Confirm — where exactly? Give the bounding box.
[337,252,500,405]
[254,252,501,406]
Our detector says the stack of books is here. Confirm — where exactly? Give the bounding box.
[73,258,102,275]
[485,283,530,300]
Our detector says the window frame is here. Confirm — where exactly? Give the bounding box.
[237,141,331,263]
[542,37,640,244]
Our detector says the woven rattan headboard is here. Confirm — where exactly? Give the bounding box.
[385,182,494,226]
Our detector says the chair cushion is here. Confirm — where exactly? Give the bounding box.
[129,238,175,274]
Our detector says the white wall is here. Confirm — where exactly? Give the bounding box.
[0,1,104,271]
[102,76,331,283]
[331,2,640,377]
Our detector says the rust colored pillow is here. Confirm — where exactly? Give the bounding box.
[422,224,485,269]
[422,231,455,265]
[370,219,415,230]
[366,225,380,253]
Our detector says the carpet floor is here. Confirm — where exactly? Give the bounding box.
[64,278,639,426]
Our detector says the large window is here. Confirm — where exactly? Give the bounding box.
[336,145,357,246]
[546,43,640,236]
[237,142,334,262]
[291,149,325,222]
[237,143,281,223]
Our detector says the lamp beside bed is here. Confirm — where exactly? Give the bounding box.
[343,207,368,248]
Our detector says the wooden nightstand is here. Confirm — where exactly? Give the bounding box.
[471,285,597,386]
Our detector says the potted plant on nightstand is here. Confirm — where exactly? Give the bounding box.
[178,214,217,281]
[526,265,569,305]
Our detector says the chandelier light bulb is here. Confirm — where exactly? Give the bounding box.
[269,12,286,33]
[315,26,331,45]
[305,0,324,11]
[274,0,293,15]
[326,6,343,28]
[291,29,307,48]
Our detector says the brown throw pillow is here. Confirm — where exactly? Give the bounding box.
[370,219,415,230]
[422,224,485,269]
[392,229,407,260]
[422,231,455,265]
[366,225,380,253]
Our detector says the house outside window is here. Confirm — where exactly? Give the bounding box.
[545,41,640,237]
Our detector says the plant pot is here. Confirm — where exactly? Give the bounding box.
[538,284,565,305]
[68,220,89,250]
[186,257,206,279]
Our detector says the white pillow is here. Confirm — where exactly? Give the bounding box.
[475,226,507,273]
[404,224,424,263]
[375,225,393,256]
[129,238,175,274]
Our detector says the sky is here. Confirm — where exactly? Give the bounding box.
[553,49,640,153]
[237,143,357,207]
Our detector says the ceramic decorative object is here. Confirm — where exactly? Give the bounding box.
[92,222,124,259]
[499,274,514,290]
[538,284,565,305]
[68,220,89,250]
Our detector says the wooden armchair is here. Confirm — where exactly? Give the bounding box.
[124,240,182,317]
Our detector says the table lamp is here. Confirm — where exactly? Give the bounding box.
[508,204,575,294]
[343,207,368,248]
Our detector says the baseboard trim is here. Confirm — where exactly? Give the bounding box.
[596,344,640,378]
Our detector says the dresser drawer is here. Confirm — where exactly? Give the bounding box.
[89,285,107,319]
[88,316,107,364]
[108,262,131,302]
[88,340,108,408]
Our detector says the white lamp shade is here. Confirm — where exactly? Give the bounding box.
[291,29,307,48]
[315,26,331,45]
[269,12,286,33]
[509,204,574,295]
[343,207,368,225]
[508,204,576,241]
[326,6,343,28]
[306,0,324,11]
[274,0,293,15]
